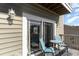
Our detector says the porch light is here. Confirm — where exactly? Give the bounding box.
[7,8,16,25]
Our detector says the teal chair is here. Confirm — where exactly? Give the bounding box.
[54,35,67,46]
[50,35,65,47]
[54,35,68,55]
[39,38,55,56]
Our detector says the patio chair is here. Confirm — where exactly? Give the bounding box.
[39,38,55,56]
[54,35,67,47]
[54,35,68,55]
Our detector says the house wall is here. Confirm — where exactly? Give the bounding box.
[0,12,22,56]
[56,15,64,41]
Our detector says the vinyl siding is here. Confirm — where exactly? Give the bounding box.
[56,15,64,41]
[56,15,64,35]
[0,12,22,56]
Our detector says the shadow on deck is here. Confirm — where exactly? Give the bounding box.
[36,47,69,56]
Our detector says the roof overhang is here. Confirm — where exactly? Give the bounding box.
[61,3,72,13]
[0,3,72,16]
[38,3,72,15]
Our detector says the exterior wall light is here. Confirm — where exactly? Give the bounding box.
[7,8,16,25]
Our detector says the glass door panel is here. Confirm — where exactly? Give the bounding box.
[43,22,53,47]
[30,21,41,53]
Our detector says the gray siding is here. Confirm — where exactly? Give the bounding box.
[0,12,22,56]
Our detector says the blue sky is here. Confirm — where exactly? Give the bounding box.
[64,3,79,26]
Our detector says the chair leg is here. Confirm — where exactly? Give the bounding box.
[45,53,50,56]
[43,52,45,56]
[66,47,68,56]
[45,53,47,56]
[44,53,54,56]
[52,53,55,56]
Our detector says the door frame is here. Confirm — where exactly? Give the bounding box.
[22,12,56,56]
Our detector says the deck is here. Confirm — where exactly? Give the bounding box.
[31,48,79,56]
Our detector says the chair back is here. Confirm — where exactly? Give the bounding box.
[39,38,46,51]
[55,35,67,47]
[54,35,62,43]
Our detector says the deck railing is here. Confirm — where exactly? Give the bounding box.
[60,34,79,50]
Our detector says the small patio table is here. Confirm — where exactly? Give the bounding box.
[50,40,68,55]
[50,40,62,49]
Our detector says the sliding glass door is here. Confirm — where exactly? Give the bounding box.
[43,22,53,46]
[28,19,54,55]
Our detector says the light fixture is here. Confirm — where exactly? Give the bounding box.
[7,8,16,25]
